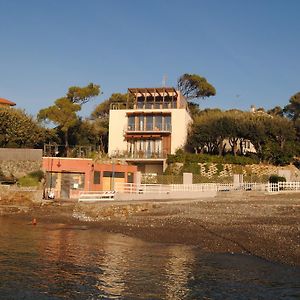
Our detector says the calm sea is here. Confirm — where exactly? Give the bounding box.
[0,217,299,299]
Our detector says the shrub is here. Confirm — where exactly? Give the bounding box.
[18,176,39,187]
[17,170,44,187]
[269,174,286,183]
[181,162,200,174]
[167,152,259,165]
[204,163,210,173]
[28,170,44,182]
[216,163,224,174]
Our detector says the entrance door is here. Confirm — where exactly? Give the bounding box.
[102,177,111,191]
[61,173,71,198]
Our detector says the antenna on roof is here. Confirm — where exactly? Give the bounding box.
[162,74,167,87]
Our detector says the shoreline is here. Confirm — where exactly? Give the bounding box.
[1,191,300,266]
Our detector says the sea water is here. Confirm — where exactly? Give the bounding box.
[0,217,299,299]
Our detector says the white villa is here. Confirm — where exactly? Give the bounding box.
[108,87,192,174]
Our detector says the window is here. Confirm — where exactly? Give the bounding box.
[145,102,152,109]
[128,116,135,131]
[103,171,125,178]
[154,102,161,109]
[127,140,134,156]
[146,115,153,131]
[164,115,171,131]
[138,116,144,131]
[146,140,151,158]
[137,102,144,109]
[69,173,85,189]
[154,139,162,155]
[93,171,101,184]
[155,115,162,130]
[127,172,134,183]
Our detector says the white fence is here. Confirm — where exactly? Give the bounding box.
[75,182,300,202]
[266,182,300,192]
[115,182,300,194]
[78,191,115,202]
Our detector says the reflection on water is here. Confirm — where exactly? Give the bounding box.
[0,217,299,299]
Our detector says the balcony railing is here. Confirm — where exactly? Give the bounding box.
[135,102,177,110]
[111,150,168,159]
[126,125,172,132]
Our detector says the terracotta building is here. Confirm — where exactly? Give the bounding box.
[0,97,16,108]
[42,157,137,199]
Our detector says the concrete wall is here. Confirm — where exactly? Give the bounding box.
[0,148,42,161]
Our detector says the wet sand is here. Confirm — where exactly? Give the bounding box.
[1,191,300,266]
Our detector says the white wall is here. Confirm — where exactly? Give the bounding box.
[170,109,192,153]
[108,110,128,155]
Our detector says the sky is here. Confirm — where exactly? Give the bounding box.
[0,0,300,117]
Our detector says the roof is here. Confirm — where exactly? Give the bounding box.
[0,98,16,106]
[128,87,178,97]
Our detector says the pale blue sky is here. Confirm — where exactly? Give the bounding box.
[0,0,299,116]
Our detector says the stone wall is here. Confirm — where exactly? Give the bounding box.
[168,162,300,182]
[197,163,300,181]
[0,160,42,178]
[0,186,42,204]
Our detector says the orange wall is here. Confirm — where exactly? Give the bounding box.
[42,157,137,192]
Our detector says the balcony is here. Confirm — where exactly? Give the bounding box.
[126,124,172,133]
[134,101,177,110]
[111,150,168,160]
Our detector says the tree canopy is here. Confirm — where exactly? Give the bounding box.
[187,109,298,165]
[284,92,300,121]
[66,83,101,105]
[91,93,128,119]
[0,108,51,148]
[37,83,100,152]
[38,98,81,149]
[177,73,216,101]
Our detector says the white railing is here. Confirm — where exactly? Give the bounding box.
[116,183,172,194]
[115,182,300,194]
[115,182,219,194]
[266,182,300,192]
[78,191,115,202]
[170,183,218,192]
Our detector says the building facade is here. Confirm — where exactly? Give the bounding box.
[42,157,137,199]
[108,87,192,174]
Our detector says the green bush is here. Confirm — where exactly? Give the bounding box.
[18,176,39,187]
[216,163,224,174]
[204,163,210,173]
[17,170,44,187]
[167,152,259,165]
[269,174,286,183]
[181,162,200,174]
[28,170,44,181]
